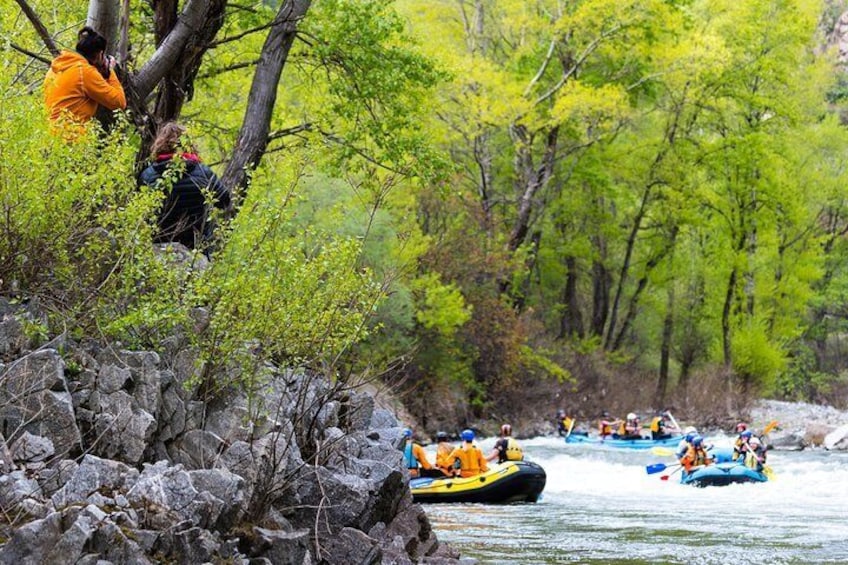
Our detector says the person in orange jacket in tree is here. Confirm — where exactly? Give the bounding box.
[44,27,126,127]
[446,429,488,478]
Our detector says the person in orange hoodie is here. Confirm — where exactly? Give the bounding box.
[44,27,126,126]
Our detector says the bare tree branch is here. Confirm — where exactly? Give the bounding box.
[10,43,51,65]
[133,0,212,100]
[14,0,60,57]
[198,59,260,79]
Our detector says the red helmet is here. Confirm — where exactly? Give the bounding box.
[735,422,748,433]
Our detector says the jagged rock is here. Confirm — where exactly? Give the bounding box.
[126,461,225,529]
[87,521,153,564]
[170,429,225,469]
[97,364,133,394]
[172,526,221,564]
[52,455,139,509]
[0,511,63,564]
[0,350,82,458]
[371,494,437,561]
[250,527,312,565]
[0,313,28,357]
[0,470,42,509]
[92,390,156,464]
[370,408,398,430]
[321,527,382,565]
[188,468,247,529]
[43,513,97,565]
[158,374,187,442]
[38,458,79,496]
[10,432,55,463]
[342,391,375,432]
[289,466,373,534]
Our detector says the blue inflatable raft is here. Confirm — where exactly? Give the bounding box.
[680,448,769,487]
[565,434,683,450]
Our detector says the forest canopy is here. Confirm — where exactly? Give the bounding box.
[5,0,848,430]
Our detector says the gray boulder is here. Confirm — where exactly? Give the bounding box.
[250,527,312,565]
[0,350,81,458]
[10,432,54,463]
[0,511,63,564]
[52,455,139,509]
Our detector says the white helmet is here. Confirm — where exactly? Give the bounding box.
[749,437,761,446]
[684,426,697,435]
[627,413,637,420]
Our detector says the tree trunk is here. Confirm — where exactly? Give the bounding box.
[87,0,121,56]
[508,126,559,253]
[153,0,228,123]
[558,255,584,339]
[221,0,313,197]
[590,255,610,337]
[132,0,213,101]
[656,280,675,406]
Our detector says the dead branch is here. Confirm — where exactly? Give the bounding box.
[14,0,60,57]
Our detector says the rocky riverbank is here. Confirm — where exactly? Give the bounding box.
[750,399,848,451]
[0,299,464,564]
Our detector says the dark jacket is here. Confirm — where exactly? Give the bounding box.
[138,154,230,249]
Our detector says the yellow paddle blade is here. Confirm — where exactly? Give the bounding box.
[763,465,776,481]
[763,420,779,435]
[651,447,675,457]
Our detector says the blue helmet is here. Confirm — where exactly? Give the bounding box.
[461,429,475,442]
[685,432,697,442]
[692,435,704,447]
[740,430,753,439]
[402,428,412,439]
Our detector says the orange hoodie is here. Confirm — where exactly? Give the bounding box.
[44,51,126,123]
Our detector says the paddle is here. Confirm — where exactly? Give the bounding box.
[665,411,682,435]
[742,440,775,480]
[645,462,672,474]
[565,418,576,440]
[660,465,684,481]
[651,446,675,457]
[763,420,779,435]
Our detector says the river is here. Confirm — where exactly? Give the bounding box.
[423,436,848,564]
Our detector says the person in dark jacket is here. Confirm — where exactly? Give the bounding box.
[138,122,231,252]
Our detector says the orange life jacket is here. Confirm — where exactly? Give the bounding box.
[448,443,488,478]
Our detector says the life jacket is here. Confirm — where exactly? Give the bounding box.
[450,444,487,478]
[618,422,627,436]
[563,417,575,432]
[681,445,711,471]
[435,442,454,473]
[498,437,523,462]
[650,417,663,433]
[404,442,417,470]
[599,421,613,436]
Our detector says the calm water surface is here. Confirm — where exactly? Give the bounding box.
[424,436,848,564]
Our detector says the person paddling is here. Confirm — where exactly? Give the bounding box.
[679,435,713,472]
[434,431,454,477]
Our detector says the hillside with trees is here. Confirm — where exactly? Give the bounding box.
[6,0,848,440]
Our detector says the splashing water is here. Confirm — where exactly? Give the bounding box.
[425,436,848,564]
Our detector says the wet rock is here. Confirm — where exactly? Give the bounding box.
[824,423,848,450]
